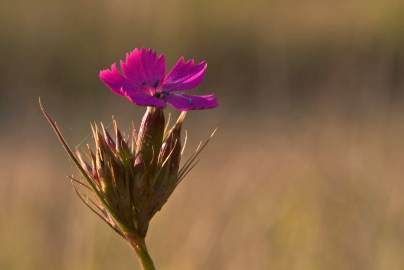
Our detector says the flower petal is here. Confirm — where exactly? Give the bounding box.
[127,93,166,108]
[99,63,126,96]
[120,48,166,91]
[141,48,166,87]
[163,57,207,91]
[166,93,218,111]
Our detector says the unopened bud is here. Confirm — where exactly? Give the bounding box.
[114,119,130,158]
[135,107,165,169]
[159,112,186,177]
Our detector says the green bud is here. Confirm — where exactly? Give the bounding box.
[159,112,185,178]
[150,112,186,216]
[113,119,131,161]
[135,107,165,171]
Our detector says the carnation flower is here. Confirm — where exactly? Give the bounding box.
[100,48,218,111]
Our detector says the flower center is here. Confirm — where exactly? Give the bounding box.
[154,91,169,99]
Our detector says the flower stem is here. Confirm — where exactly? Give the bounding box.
[129,237,156,270]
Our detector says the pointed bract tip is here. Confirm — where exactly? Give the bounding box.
[210,128,218,138]
[176,112,187,126]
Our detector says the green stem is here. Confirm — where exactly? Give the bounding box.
[129,237,156,270]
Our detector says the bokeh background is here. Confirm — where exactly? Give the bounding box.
[2,0,404,269]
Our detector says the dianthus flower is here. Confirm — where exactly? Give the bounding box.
[100,48,218,111]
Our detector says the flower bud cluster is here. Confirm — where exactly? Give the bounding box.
[75,108,185,238]
[41,100,213,244]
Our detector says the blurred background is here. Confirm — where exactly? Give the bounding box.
[1,0,404,269]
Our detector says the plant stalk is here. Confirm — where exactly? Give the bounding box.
[129,237,156,270]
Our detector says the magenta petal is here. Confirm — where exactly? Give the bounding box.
[99,63,126,96]
[166,93,218,111]
[120,48,165,91]
[99,48,219,111]
[163,57,207,91]
[141,48,166,87]
[127,93,166,108]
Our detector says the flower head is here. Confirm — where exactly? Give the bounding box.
[99,48,218,111]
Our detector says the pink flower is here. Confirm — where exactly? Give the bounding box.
[99,48,218,111]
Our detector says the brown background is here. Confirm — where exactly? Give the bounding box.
[1,0,404,269]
